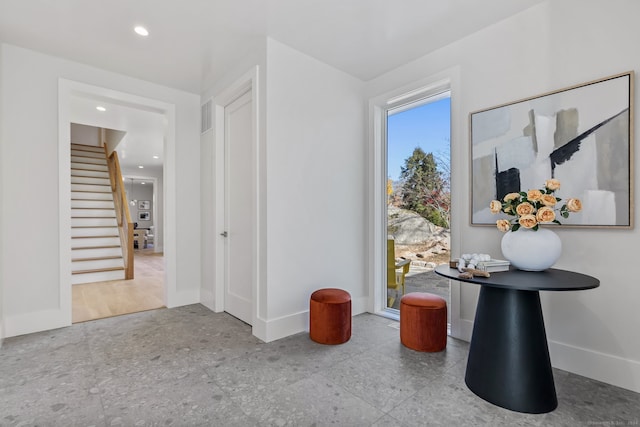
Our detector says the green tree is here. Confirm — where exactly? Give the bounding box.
[399,147,448,227]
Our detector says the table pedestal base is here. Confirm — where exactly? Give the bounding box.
[465,286,557,413]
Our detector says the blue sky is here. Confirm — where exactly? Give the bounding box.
[387,97,451,182]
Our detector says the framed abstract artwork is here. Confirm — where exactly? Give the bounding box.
[470,71,633,228]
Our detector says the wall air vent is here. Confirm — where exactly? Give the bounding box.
[201,99,212,134]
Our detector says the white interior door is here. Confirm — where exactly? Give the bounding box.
[223,90,253,324]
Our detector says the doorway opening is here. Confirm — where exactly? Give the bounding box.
[384,91,451,314]
[60,79,174,325]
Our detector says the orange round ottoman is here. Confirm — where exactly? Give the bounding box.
[309,288,351,345]
[400,292,447,352]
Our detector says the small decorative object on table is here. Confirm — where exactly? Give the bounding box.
[456,253,493,279]
[477,259,510,273]
[490,179,582,271]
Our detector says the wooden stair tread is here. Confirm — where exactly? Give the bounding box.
[72,225,118,228]
[72,255,123,262]
[72,235,119,239]
[72,245,121,250]
[71,207,115,210]
[72,266,125,275]
[71,183,111,186]
[71,159,107,163]
[71,143,103,149]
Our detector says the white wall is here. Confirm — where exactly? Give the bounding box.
[365,0,640,392]
[128,182,154,228]
[261,39,366,340]
[0,44,201,337]
[0,44,4,343]
[70,123,100,146]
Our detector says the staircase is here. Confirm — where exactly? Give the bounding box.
[71,143,126,284]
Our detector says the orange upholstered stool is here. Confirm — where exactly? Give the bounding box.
[400,292,447,352]
[309,288,352,345]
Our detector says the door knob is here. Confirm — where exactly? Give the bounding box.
[220,231,228,237]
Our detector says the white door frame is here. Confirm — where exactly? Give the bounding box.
[58,79,176,320]
[367,67,463,338]
[213,67,260,329]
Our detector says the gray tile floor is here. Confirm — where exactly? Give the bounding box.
[1,305,639,426]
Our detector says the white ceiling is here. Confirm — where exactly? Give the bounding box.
[0,0,544,94]
[1,0,544,171]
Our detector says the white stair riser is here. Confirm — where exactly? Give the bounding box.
[71,208,115,218]
[72,227,119,237]
[70,156,107,165]
[71,184,111,193]
[72,236,121,247]
[72,258,124,271]
[72,247,123,258]
[71,144,103,153]
[71,176,111,186]
[71,169,110,179]
[72,217,118,227]
[71,199,114,209]
[71,191,112,201]
[70,162,108,172]
[72,270,125,285]
[71,149,104,159]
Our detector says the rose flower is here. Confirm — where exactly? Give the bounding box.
[515,202,534,216]
[540,194,557,207]
[503,193,520,202]
[566,198,582,212]
[518,214,537,229]
[527,189,543,202]
[545,179,561,191]
[496,219,511,232]
[490,200,502,214]
[536,206,556,223]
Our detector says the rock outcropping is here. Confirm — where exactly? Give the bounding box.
[388,205,450,253]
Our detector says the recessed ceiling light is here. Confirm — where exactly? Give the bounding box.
[141,182,146,185]
[96,106,106,112]
[152,155,159,159]
[138,165,144,169]
[134,26,149,37]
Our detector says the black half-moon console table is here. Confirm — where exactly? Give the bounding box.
[435,265,599,414]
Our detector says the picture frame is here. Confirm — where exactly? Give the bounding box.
[470,71,633,228]
[138,200,150,210]
[138,211,150,221]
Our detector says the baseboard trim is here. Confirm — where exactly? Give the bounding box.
[5,309,70,338]
[549,340,640,393]
[451,320,640,393]
[252,296,368,343]
[199,288,215,312]
[455,318,473,342]
[166,289,200,309]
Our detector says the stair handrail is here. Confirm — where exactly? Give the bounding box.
[105,144,134,279]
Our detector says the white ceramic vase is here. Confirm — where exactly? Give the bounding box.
[500,228,562,271]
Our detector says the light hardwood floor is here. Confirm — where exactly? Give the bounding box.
[72,248,165,323]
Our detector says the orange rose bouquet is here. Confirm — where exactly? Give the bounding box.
[490,179,582,232]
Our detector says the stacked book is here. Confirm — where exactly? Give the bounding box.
[476,259,510,273]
